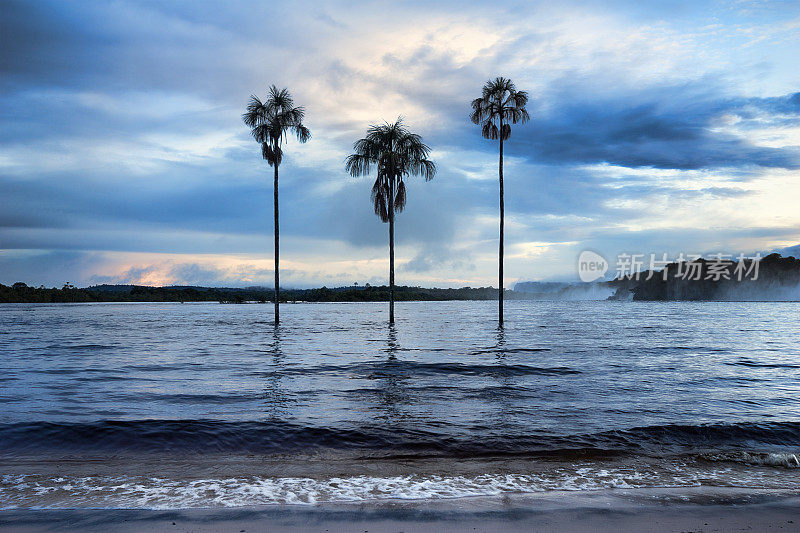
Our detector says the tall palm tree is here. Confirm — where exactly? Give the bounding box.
[346,118,436,324]
[243,86,310,325]
[470,77,530,326]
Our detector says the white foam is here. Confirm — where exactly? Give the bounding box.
[0,468,712,509]
[2,459,798,510]
[702,451,800,468]
[737,452,798,468]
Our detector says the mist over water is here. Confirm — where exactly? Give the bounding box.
[718,281,800,301]
[513,282,616,300]
[1,301,799,508]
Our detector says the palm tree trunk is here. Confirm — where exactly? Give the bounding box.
[388,180,395,324]
[498,134,504,326]
[273,163,280,326]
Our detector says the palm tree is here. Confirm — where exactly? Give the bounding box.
[243,86,310,325]
[470,77,530,326]
[346,118,436,324]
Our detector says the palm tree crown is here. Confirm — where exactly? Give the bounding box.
[470,77,530,139]
[345,118,436,222]
[243,85,310,167]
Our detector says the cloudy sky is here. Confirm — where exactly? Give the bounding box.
[1,0,799,288]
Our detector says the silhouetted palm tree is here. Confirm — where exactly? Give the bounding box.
[470,77,530,326]
[346,119,436,324]
[243,86,310,325]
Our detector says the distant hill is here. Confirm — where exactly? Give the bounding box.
[514,252,800,302]
[609,253,800,301]
[774,244,800,258]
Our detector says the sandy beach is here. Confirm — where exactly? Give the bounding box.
[2,489,800,532]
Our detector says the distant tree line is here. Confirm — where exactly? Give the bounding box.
[6,254,799,303]
[0,282,526,304]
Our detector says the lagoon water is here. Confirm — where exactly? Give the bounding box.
[1,300,799,508]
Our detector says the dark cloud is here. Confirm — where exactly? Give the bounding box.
[0,250,104,286]
[506,81,800,171]
[0,1,108,87]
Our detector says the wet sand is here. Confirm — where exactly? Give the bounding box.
[2,489,799,532]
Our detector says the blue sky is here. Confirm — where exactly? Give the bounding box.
[1,0,799,288]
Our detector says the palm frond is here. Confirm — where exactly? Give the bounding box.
[242,95,266,127]
[285,105,306,124]
[419,159,436,181]
[251,123,275,144]
[394,180,407,213]
[481,121,498,140]
[267,85,294,114]
[503,106,530,125]
[294,124,311,143]
[345,153,372,177]
[352,137,378,158]
[261,142,282,167]
[470,97,491,124]
[371,176,390,222]
[511,90,529,108]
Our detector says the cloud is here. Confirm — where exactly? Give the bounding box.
[1,0,799,287]
[88,261,277,287]
[401,243,476,276]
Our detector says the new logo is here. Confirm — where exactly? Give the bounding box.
[578,250,608,282]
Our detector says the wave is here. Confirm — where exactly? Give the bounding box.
[363,361,578,377]
[0,471,692,509]
[1,420,798,456]
[701,451,800,468]
[727,359,800,369]
[249,361,578,378]
[469,347,551,355]
[44,343,116,351]
[3,457,799,510]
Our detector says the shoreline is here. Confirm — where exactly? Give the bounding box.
[4,448,800,509]
[2,488,799,532]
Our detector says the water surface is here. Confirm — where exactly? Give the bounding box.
[1,301,799,507]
